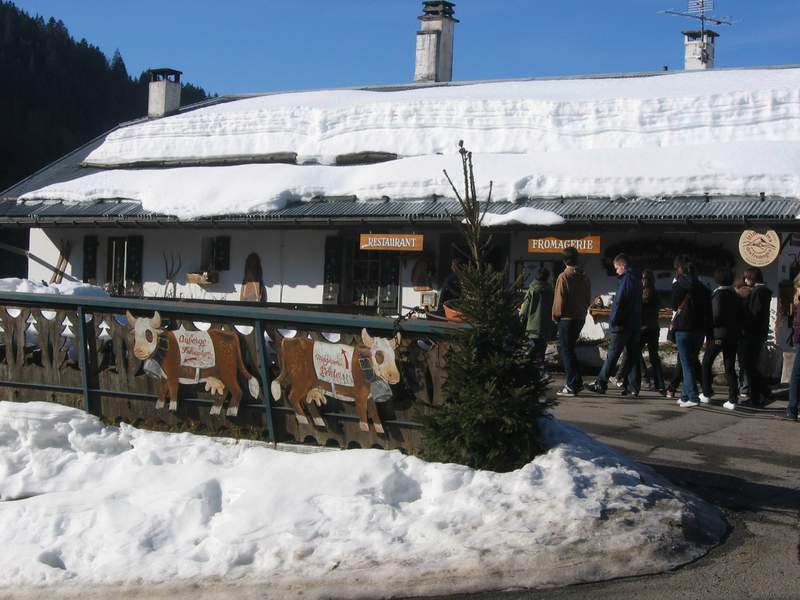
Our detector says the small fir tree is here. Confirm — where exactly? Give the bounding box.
[420,142,554,472]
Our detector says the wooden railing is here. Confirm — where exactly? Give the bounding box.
[0,292,464,453]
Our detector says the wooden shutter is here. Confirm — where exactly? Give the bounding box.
[82,235,98,283]
[322,236,341,305]
[213,236,230,271]
[125,236,144,284]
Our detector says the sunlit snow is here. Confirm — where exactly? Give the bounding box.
[0,401,725,599]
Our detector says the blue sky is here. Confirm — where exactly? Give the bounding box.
[12,0,800,95]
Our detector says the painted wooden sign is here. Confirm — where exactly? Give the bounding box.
[739,229,780,267]
[175,330,216,369]
[359,234,424,252]
[271,329,401,434]
[127,311,260,416]
[312,342,356,387]
[528,236,601,255]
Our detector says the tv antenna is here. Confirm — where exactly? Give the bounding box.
[661,1,733,67]
[662,1,733,33]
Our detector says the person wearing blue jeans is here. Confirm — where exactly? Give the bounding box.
[675,331,704,403]
[588,253,643,397]
[558,318,585,393]
[670,254,712,408]
[552,247,592,397]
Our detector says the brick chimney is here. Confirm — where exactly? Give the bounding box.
[414,1,458,83]
[147,68,182,118]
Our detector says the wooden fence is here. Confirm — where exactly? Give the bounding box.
[0,292,464,453]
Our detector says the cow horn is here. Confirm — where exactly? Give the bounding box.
[151,311,162,329]
[392,332,402,348]
[125,310,137,326]
[361,328,373,348]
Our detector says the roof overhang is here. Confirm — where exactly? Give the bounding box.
[1,196,798,231]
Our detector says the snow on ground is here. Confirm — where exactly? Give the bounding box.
[19,68,800,219]
[0,278,108,297]
[0,401,725,599]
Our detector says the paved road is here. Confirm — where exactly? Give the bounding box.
[414,383,800,600]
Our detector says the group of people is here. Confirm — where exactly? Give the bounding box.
[519,246,792,416]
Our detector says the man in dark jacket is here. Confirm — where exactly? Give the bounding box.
[742,267,773,406]
[699,268,741,409]
[552,247,592,397]
[671,255,712,408]
[520,267,554,383]
[588,254,643,396]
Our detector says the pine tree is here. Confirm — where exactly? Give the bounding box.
[420,142,554,472]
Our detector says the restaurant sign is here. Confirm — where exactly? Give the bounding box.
[359,234,424,252]
[739,229,780,267]
[528,236,601,255]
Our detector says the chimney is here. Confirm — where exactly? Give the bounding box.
[414,1,458,83]
[147,68,182,118]
[683,29,718,70]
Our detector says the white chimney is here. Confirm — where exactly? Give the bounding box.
[147,68,182,118]
[414,1,458,83]
[683,29,718,70]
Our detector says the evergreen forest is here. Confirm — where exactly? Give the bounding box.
[0,1,212,190]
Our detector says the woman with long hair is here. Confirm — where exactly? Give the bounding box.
[670,255,712,408]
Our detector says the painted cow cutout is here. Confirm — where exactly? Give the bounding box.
[270,328,401,434]
[127,311,260,416]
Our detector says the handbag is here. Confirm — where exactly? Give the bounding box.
[667,294,690,343]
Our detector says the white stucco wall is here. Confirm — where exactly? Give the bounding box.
[27,227,333,303]
[27,228,82,283]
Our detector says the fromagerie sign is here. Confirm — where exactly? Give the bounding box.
[360,234,423,252]
[528,236,601,255]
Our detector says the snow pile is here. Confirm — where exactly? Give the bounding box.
[0,401,725,599]
[20,142,800,220]
[0,278,108,297]
[84,69,800,166]
[480,207,565,227]
[19,68,800,218]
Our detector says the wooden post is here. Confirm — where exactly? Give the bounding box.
[75,306,99,416]
[254,319,275,443]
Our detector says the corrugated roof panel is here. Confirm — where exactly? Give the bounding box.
[1,196,799,224]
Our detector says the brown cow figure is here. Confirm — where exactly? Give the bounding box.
[127,311,260,416]
[270,328,401,434]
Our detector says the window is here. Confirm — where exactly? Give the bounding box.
[349,239,400,312]
[106,236,143,296]
[201,236,230,272]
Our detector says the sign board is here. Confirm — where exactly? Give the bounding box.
[175,330,216,369]
[359,234,423,252]
[739,230,780,267]
[528,236,601,255]
[313,342,356,387]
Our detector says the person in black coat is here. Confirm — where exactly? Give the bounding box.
[699,268,741,409]
[671,255,712,407]
[741,267,773,406]
[617,269,665,394]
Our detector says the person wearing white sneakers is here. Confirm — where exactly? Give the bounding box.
[699,268,742,410]
[670,255,712,408]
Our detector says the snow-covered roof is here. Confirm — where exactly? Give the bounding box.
[12,66,800,220]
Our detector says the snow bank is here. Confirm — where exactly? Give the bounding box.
[0,401,725,599]
[19,143,800,219]
[84,69,800,166]
[18,68,800,218]
[0,278,107,297]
